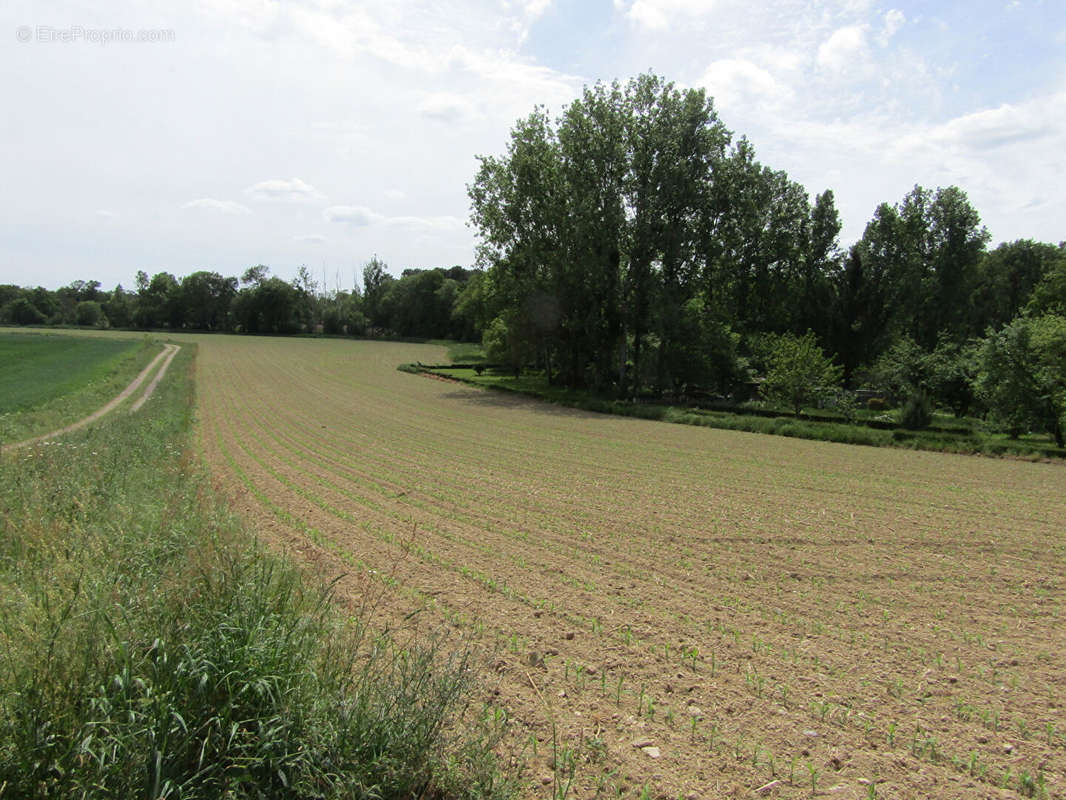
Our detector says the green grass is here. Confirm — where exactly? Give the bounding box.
[409,365,1066,460]
[0,344,516,799]
[0,330,161,443]
[437,340,488,365]
[0,332,140,413]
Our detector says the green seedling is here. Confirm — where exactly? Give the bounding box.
[806,761,820,795]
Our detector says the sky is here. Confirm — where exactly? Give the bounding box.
[2,0,1064,291]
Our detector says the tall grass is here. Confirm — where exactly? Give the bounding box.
[0,345,515,799]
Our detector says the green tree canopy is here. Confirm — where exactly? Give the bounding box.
[761,331,843,414]
[975,314,1066,446]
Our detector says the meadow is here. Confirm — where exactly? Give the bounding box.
[196,335,1066,799]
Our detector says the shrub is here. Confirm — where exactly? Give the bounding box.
[899,391,933,430]
[867,397,888,412]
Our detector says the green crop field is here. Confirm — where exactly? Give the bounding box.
[193,334,1066,800]
[0,329,161,443]
[0,332,140,413]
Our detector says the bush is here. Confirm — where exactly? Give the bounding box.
[76,300,107,327]
[899,391,933,430]
[866,397,888,412]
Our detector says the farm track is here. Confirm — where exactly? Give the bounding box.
[194,335,1066,799]
[6,343,179,450]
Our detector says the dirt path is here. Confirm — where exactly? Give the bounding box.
[6,343,180,450]
[129,342,180,413]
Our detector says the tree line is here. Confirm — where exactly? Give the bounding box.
[0,260,483,341]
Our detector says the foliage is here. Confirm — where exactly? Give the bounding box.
[975,314,1066,445]
[864,335,979,418]
[75,299,106,327]
[899,390,934,430]
[864,336,932,402]
[926,338,979,417]
[972,240,1065,330]
[1,296,46,325]
[1027,247,1066,316]
[854,186,989,351]
[761,331,843,414]
[469,72,839,393]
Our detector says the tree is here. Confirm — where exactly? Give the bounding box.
[134,272,180,328]
[234,277,309,334]
[829,245,894,384]
[794,189,843,340]
[362,256,393,331]
[854,185,988,350]
[471,72,737,392]
[864,336,932,403]
[1026,245,1066,316]
[469,106,568,382]
[926,337,979,417]
[761,331,843,414]
[75,300,106,327]
[451,270,492,342]
[102,286,134,329]
[180,271,238,330]
[241,264,270,287]
[975,314,1066,446]
[972,240,1064,331]
[2,296,46,325]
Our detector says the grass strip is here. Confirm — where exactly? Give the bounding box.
[403,364,1065,460]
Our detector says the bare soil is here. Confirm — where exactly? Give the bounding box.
[196,336,1066,800]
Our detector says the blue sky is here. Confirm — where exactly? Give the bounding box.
[2,0,1063,290]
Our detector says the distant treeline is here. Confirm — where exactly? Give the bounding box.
[0,260,482,341]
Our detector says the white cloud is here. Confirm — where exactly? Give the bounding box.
[181,198,252,215]
[323,205,384,226]
[924,100,1058,150]
[876,92,1063,178]
[293,233,327,244]
[518,0,552,19]
[385,189,407,201]
[700,58,789,111]
[95,209,119,221]
[817,25,869,73]
[505,0,553,41]
[323,205,465,233]
[384,215,466,232]
[623,0,716,30]
[879,9,905,45]
[244,178,325,204]
[418,92,478,123]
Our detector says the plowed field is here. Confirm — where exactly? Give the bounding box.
[196,335,1066,799]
